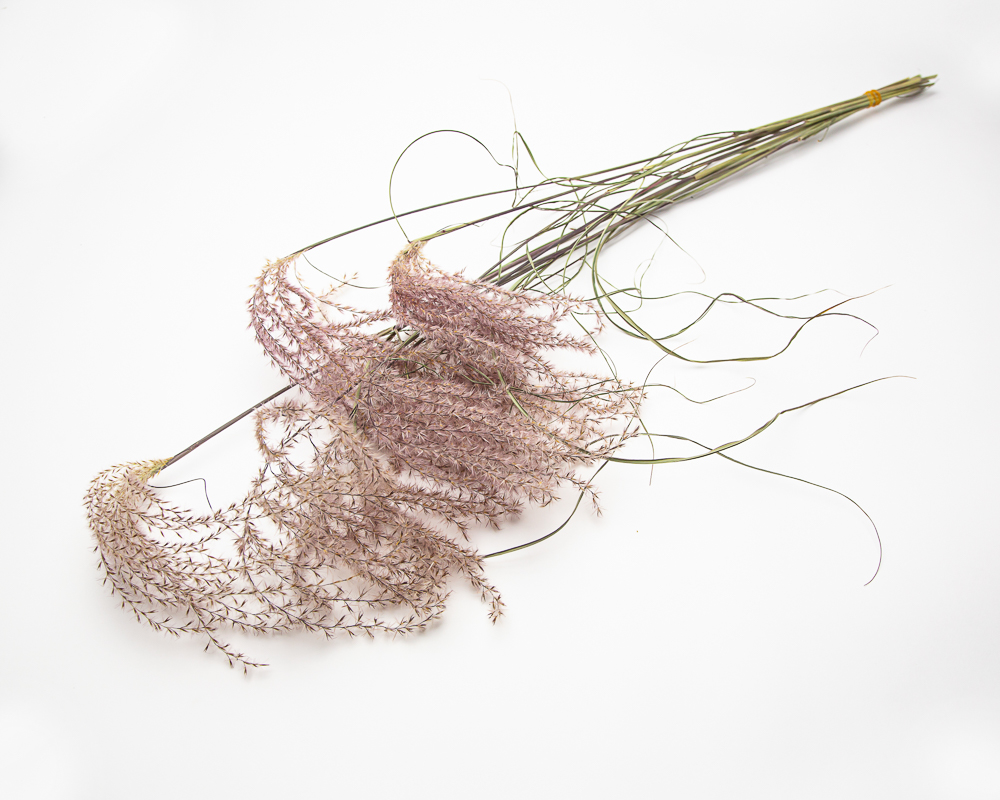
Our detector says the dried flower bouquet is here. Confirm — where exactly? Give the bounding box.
[86,76,933,669]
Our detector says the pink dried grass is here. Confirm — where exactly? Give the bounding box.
[87,243,640,667]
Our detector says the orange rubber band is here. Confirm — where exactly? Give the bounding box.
[865,89,882,107]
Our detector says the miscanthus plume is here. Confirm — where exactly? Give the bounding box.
[87,244,640,669]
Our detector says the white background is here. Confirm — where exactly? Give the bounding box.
[2,1,999,797]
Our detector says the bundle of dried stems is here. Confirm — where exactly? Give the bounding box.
[86,76,933,669]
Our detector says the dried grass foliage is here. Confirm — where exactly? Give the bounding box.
[86,79,934,668]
